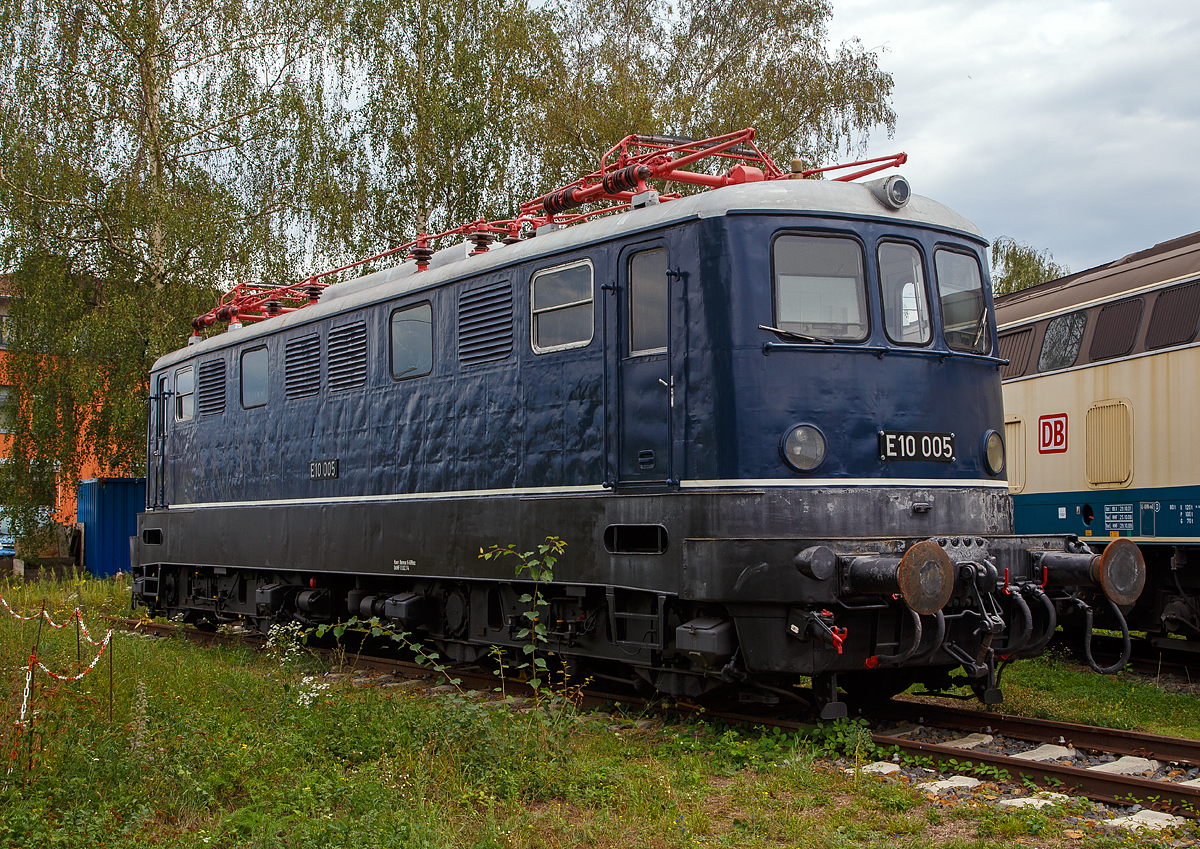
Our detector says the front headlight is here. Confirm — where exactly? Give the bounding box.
[781,424,827,471]
[982,430,1005,476]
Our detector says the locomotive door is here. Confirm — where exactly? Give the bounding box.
[617,244,673,484]
[149,375,170,508]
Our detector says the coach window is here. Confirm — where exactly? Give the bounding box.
[773,235,868,341]
[934,249,990,354]
[878,242,931,345]
[174,366,195,421]
[241,347,269,408]
[629,248,668,354]
[391,302,433,379]
[1037,311,1087,372]
[531,259,594,352]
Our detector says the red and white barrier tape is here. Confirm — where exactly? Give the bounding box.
[0,595,106,646]
[33,630,113,681]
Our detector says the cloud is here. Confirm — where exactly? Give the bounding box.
[828,0,1200,271]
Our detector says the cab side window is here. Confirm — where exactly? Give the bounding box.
[531,260,594,352]
[935,249,990,354]
[174,366,195,421]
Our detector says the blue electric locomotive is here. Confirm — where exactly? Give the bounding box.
[130,133,1144,715]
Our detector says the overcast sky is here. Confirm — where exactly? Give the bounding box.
[826,0,1200,274]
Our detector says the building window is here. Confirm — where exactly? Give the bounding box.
[934,249,990,353]
[241,347,268,408]
[391,303,433,379]
[0,387,11,434]
[773,234,868,341]
[531,260,594,352]
[174,366,195,421]
[1037,311,1087,372]
[878,242,931,345]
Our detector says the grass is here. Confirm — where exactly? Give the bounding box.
[950,648,1200,739]
[1,575,1198,848]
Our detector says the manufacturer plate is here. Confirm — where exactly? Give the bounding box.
[879,431,955,463]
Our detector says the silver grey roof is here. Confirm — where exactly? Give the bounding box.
[154,176,981,371]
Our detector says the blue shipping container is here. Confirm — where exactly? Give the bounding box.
[76,478,146,578]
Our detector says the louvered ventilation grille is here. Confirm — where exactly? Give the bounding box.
[997,328,1034,379]
[459,281,513,365]
[328,322,367,391]
[1086,400,1132,486]
[1088,298,1144,361]
[197,360,226,417]
[1004,418,1025,492]
[285,334,321,399]
[1146,281,1200,350]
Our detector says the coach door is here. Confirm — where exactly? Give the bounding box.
[617,244,673,484]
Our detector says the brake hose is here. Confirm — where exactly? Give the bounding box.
[1075,596,1131,675]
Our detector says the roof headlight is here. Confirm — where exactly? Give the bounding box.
[866,174,911,210]
[781,424,827,472]
[983,430,1005,476]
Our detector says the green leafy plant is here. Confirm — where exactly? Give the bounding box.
[479,536,566,692]
[308,616,462,691]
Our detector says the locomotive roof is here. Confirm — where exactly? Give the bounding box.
[156,177,982,371]
[995,229,1200,327]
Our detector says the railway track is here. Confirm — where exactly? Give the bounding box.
[113,617,1200,819]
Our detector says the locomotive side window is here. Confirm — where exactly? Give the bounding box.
[1145,280,1200,349]
[285,334,321,399]
[174,366,195,421]
[934,249,990,354]
[391,303,433,379]
[241,347,269,408]
[1037,311,1087,372]
[328,321,368,392]
[197,360,227,417]
[1088,297,1144,361]
[772,235,868,341]
[629,248,667,354]
[997,328,1035,378]
[878,242,931,345]
[531,260,594,352]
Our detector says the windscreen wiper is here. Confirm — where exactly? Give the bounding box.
[759,324,835,345]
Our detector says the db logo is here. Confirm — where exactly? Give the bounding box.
[1038,414,1068,453]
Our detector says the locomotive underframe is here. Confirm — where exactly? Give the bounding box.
[130,484,1127,712]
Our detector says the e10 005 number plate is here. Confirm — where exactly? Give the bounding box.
[878,431,955,463]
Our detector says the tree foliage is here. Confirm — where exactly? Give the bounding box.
[991,236,1069,296]
[537,0,896,182]
[0,0,895,537]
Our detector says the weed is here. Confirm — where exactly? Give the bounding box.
[479,536,565,692]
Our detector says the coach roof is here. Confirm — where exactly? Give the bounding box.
[155,177,982,371]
